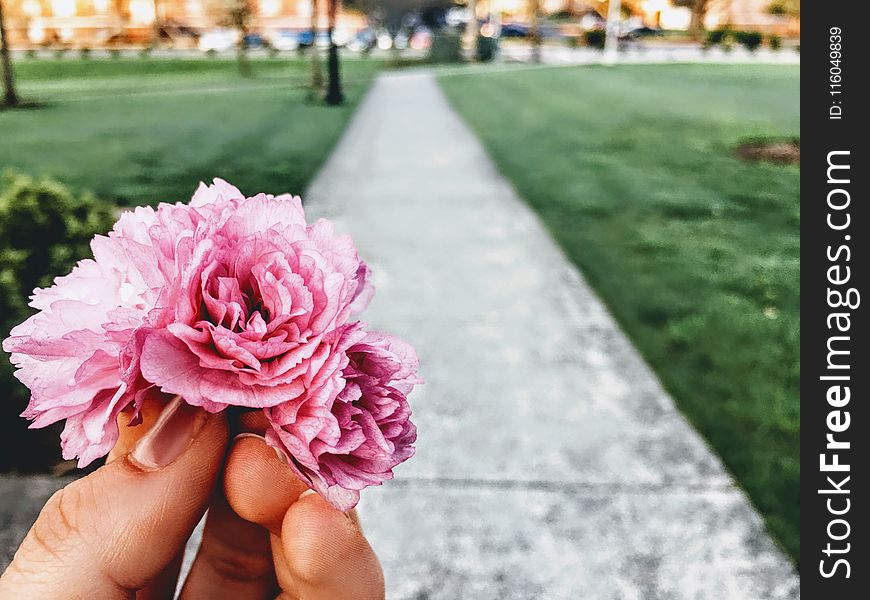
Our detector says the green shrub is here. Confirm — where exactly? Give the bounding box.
[705,28,731,46]
[566,36,580,49]
[585,29,606,49]
[735,30,763,51]
[0,173,116,473]
[476,34,498,62]
[428,32,464,63]
[768,34,782,50]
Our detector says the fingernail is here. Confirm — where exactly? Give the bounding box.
[299,489,317,500]
[130,396,206,470]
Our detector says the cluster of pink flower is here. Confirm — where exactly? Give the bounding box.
[3,179,420,511]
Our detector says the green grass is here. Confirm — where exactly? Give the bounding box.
[1,57,384,204]
[439,64,800,560]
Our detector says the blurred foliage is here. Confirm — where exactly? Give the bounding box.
[734,30,763,51]
[475,34,497,62]
[440,64,800,561]
[767,0,800,17]
[768,34,782,50]
[704,27,731,46]
[584,29,606,49]
[0,172,116,472]
[428,32,463,63]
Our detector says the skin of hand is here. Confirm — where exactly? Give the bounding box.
[0,396,385,600]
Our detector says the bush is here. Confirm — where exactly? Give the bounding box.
[566,36,580,49]
[585,29,606,49]
[735,30,763,51]
[80,47,92,59]
[428,32,464,63]
[0,173,116,473]
[768,34,782,50]
[705,28,731,46]
[476,34,498,62]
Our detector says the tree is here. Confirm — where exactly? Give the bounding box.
[310,0,324,95]
[325,0,343,105]
[767,0,799,17]
[227,0,253,77]
[206,0,254,76]
[464,0,477,57]
[672,0,711,40]
[0,0,18,108]
[528,0,541,63]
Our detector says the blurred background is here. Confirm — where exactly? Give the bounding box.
[1,0,799,597]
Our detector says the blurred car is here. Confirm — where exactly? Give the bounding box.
[296,30,314,48]
[198,29,237,52]
[409,27,433,51]
[315,31,332,49]
[243,33,268,49]
[500,23,530,38]
[346,28,377,53]
[623,26,663,40]
[269,29,299,51]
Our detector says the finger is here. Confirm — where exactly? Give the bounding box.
[223,434,308,535]
[108,398,185,600]
[135,551,182,600]
[0,396,228,599]
[179,488,277,600]
[277,491,385,600]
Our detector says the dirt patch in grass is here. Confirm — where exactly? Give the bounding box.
[736,138,800,164]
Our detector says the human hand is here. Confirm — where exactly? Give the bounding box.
[0,396,385,600]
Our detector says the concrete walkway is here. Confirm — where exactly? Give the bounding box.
[303,71,799,599]
[0,71,799,599]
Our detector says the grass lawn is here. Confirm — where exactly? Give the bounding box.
[439,64,800,560]
[1,57,384,204]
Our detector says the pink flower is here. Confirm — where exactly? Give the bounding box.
[3,180,417,510]
[266,323,421,511]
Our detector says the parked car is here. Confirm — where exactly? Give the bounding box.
[296,30,314,48]
[243,33,268,49]
[500,23,530,38]
[269,29,299,51]
[623,26,663,40]
[346,28,377,53]
[409,27,433,51]
[198,29,237,53]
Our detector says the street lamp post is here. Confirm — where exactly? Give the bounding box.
[602,0,621,65]
[324,0,343,105]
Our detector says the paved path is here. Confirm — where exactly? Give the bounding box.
[303,71,799,599]
[0,71,799,599]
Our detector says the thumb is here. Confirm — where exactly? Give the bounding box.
[0,396,228,599]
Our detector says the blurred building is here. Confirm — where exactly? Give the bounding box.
[3,0,364,47]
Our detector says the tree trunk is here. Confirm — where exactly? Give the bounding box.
[237,36,251,77]
[310,0,323,92]
[528,0,541,64]
[324,0,343,105]
[465,0,477,60]
[688,0,708,41]
[0,0,19,108]
[152,0,161,47]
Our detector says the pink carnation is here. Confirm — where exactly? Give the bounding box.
[266,323,420,511]
[3,179,419,509]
